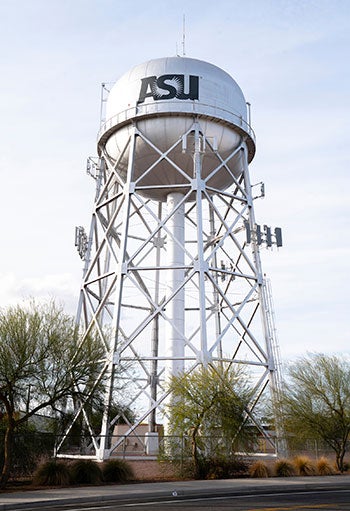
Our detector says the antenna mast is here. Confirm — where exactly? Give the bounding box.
[182,14,186,56]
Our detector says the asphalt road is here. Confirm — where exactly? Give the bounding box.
[2,477,350,511]
[18,488,350,511]
[120,489,350,509]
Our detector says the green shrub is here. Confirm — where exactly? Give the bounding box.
[33,460,71,486]
[175,455,248,480]
[195,456,248,480]
[69,460,102,485]
[249,461,269,478]
[317,457,335,476]
[342,461,350,472]
[274,459,296,477]
[102,459,134,483]
[293,455,316,476]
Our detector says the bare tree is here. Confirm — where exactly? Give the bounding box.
[0,301,104,487]
[282,353,350,472]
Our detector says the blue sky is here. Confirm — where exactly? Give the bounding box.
[0,0,349,360]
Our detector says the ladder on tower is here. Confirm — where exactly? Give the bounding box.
[263,277,283,394]
[262,277,287,456]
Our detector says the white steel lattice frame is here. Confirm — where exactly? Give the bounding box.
[55,118,281,460]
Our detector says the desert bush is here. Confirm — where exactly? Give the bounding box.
[317,457,335,476]
[274,459,296,477]
[69,460,102,485]
[342,461,350,472]
[33,460,70,486]
[249,461,269,478]
[102,459,134,483]
[176,455,248,480]
[293,455,316,476]
[199,456,248,480]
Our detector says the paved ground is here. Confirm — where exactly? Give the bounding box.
[0,475,350,510]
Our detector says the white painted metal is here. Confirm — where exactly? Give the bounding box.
[99,57,255,200]
[55,56,282,460]
[165,192,185,379]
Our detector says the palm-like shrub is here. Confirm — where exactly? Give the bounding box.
[274,459,296,477]
[317,457,335,476]
[69,460,102,485]
[33,460,70,486]
[102,459,134,483]
[249,461,269,478]
[293,455,316,476]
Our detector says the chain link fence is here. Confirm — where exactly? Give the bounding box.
[1,431,347,478]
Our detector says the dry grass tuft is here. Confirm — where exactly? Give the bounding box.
[293,455,316,476]
[317,457,335,476]
[274,459,296,477]
[33,460,70,486]
[69,459,102,485]
[249,461,270,478]
[102,459,135,483]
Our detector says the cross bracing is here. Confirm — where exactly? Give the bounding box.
[55,118,281,460]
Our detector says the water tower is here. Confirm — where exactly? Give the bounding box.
[56,56,283,460]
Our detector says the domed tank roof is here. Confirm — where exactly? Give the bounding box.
[98,56,255,160]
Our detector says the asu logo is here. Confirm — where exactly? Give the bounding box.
[138,74,199,104]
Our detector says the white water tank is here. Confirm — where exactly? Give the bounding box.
[97,57,255,200]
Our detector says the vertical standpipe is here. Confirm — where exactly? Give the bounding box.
[165,192,185,379]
